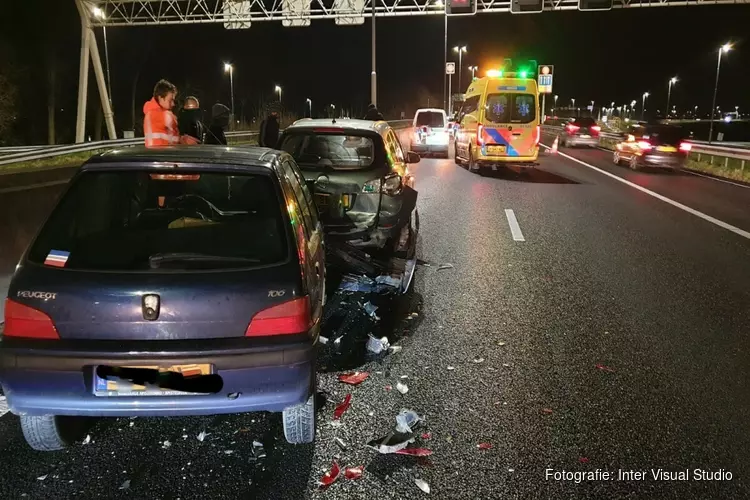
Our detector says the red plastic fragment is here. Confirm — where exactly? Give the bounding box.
[541,408,553,415]
[596,364,615,373]
[320,461,341,488]
[579,457,590,463]
[421,432,432,440]
[385,385,392,391]
[344,466,364,480]
[395,448,433,457]
[333,394,352,420]
[338,371,370,385]
[477,442,493,450]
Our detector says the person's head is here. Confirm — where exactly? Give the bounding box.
[153,79,177,110]
[183,96,200,110]
[368,103,376,110]
[270,111,279,118]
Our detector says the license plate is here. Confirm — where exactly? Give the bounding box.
[487,145,506,155]
[657,146,677,152]
[314,193,330,209]
[94,364,213,396]
[579,134,590,138]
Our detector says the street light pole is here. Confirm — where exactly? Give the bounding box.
[666,77,677,120]
[275,85,282,104]
[371,0,377,106]
[93,8,113,109]
[306,98,312,117]
[709,43,731,144]
[224,63,235,129]
[641,92,649,121]
[453,46,467,92]
[442,1,447,112]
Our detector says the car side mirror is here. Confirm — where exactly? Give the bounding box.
[407,151,421,164]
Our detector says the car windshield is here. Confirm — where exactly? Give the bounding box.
[280,131,378,171]
[415,111,446,128]
[570,117,596,126]
[645,126,688,145]
[27,170,288,271]
[484,93,536,124]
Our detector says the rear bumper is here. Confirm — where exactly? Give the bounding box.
[0,336,316,417]
[565,136,599,147]
[642,154,685,168]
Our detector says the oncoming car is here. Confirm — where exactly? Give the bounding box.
[0,146,325,451]
[454,72,540,173]
[613,124,691,171]
[410,108,450,158]
[278,119,419,256]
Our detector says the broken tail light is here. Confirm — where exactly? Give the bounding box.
[245,296,311,336]
[362,174,402,196]
[3,299,60,339]
[591,125,601,135]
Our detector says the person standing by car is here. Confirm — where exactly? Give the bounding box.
[178,96,205,144]
[259,110,280,148]
[143,79,199,147]
[204,102,230,145]
[364,103,384,121]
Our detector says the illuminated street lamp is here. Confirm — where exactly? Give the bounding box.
[641,92,649,121]
[468,65,478,80]
[453,45,467,91]
[275,85,282,103]
[306,98,312,117]
[224,63,235,127]
[92,7,113,108]
[554,95,559,108]
[666,77,677,119]
[709,43,732,143]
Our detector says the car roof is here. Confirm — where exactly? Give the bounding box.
[83,145,281,171]
[285,118,390,136]
[415,108,446,114]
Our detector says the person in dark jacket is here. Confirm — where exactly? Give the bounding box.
[258,111,280,148]
[363,103,384,121]
[178,96,205,143]
[204,103,230,145]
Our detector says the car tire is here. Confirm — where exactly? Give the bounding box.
[629,155,640,171]
[20,415,87,451]
[468,150,478,174]
[454,145,462,165]
[282,394,316,445]
[613,151,621,165]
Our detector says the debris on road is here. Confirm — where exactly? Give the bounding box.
[389,345,403,354]
[162,440,172,449]
[447,366,455,371]
[498,341,506,347]
[395,448,433,457]
[251,441,267,461]
[472,357,485,364]
[319,461,341,488]
[334,437,348,451]
[119,479,131,490]
[385,385,392,391]
[82,435,91,445]
[595,363,615,373]
[579,457,590,463]
[437,263,454,271]
[197,431,209,442]
[375,275,402,288]
[334,394,352,420]
[421,432,432,439]
[367,430,415,454]
[415,478,431,494]
[366,335,390,354]
[338,371,370,385]
[541,408,554,415]
[339,274,378,293]
[362,301,380,320]
[36,475,47,481]
[344,466,364,480]
[319,336,329,345]
[395,409,423,433]
[477,443,493,450]
[396,382,409,395]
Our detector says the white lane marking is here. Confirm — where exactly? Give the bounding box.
[541,144,750,241]
[0,396,9,418]
[0,179,68,194]
[684,169,750,189]
[505,209,525,242]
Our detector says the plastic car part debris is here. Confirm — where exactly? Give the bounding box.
[82,434,91,445]
[320,461,341,488]
[197,431,209,442]
[319,336,329,345]
[477,442,493,450]
[334,394,352,420]
[344,466,364,480]
[362,301,380,320]
[367,430,415,454]
[579,457,590,463]
[396,382,409,394]
[162,440,172,449]
[472,357,485,364]
[252,441,267,459]
[366,335,390,354]
[447,366,455,371]
[498,341,506,346]
[541,408,553,415]
[395,409,423,433]
[338,371,370,385]
[395,448,433,457]
[375,275,402,288]
[224,450,235,455]
[421,432,432,439]
[415,478,431,494]
[389,345,403,354]
[335,437,348,451]
[437,263,454,271]
[119,479,131,490]
[37,475,48,481]
[595,363,615,373]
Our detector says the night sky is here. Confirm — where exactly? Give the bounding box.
[1,0,748,143]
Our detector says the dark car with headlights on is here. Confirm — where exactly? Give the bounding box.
[0,145,325,451]
[613,124,691,171]
[561,116,601,148]
[278,119,419,256]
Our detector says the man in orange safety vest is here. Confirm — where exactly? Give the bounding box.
[143,79,199,147]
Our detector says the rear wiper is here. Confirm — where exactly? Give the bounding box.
[149,252,260,268]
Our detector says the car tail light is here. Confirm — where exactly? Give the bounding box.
[591,125,601,135]
[476,124,484,146]
[3,299,60,339]
[566,124,580,134]
[363,174,402,195]
[679,142,692,152]
[245,296,311,337]
[637,141,653,151]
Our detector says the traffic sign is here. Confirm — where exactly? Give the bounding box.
[537,64,554,93]
[446,62,456,75]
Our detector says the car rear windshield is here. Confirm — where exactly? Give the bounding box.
[645,126,687,145]
[28,170,288,271]
[570,117,596,126]
[484,93,536,124]
[280,131,380,171]
[415,111,446,128]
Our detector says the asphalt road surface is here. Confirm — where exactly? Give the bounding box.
[1,140,750,499]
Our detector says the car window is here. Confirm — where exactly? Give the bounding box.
[459,96,480,119]
[485,93,536,124]
[385,130,405,164]
[28,170,288,271]
[280,131,380,171]
[284,159,319,230]
[280,160,314,237]
[644,126,687,145]
[415,111,446,128]
[571,117,596,126]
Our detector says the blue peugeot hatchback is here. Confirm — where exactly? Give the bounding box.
[0,146,325,451]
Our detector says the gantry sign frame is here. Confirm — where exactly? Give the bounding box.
[75,0,748,142]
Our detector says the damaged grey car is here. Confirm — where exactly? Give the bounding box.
[278,119,419,257]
